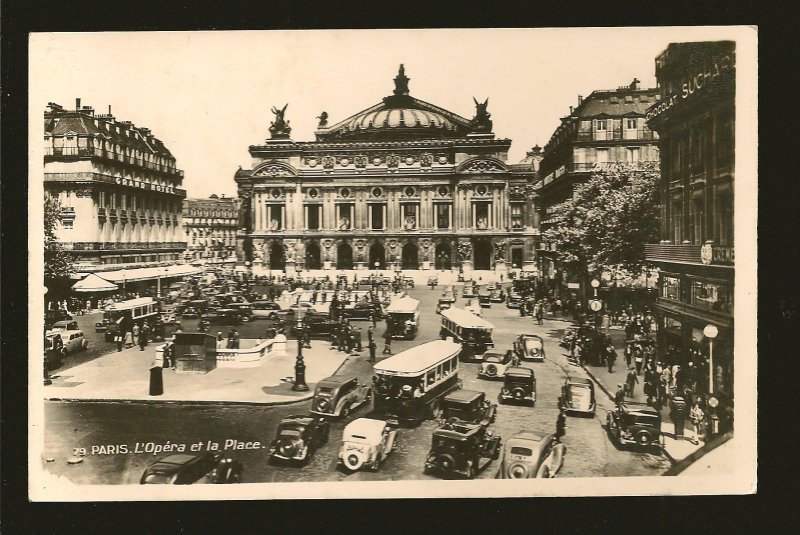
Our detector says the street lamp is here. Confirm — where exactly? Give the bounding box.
[43,286,51,386]
[292,303,309,392]
[590,278,600,297]
[703,324,719,393]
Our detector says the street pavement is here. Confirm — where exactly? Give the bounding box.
[42,280,673,484]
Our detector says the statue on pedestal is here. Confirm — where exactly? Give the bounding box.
[268,104,292,139]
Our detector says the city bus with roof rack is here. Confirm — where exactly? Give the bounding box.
[439,307,495,361]
[372,339,462,426]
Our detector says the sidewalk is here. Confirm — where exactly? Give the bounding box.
[581,360,705,464]
[45,339,350,406]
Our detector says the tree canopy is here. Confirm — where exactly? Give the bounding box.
[542,162,660,278]
[44,195,75,292]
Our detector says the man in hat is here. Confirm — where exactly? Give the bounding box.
[614,383,626,406]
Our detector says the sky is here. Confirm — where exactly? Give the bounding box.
[31,27,744,199]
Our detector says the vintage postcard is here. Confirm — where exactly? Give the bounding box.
[28,26,757,500]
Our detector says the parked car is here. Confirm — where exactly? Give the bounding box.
[251,301,282,319]
[478,352,518,379]
[606,401,663,449]
[311,375,372,418]
[424,421,502,479]
[439,389,496,427]
[45,309,72,331]
[478,294,492,308]
[513,334,546,362]
[559,377,597,416]
[497,431,566,479]
[427,275,439,288]
[341,301,382,321]
[337,418,397,472]
[289,313,337,339]
[45,329,88,355]
[441,286,456,303]
[268,415,330,464]
[50,320,80,332]
[489,290,503,303]
[498,367,536,406]
[139,451,243,484]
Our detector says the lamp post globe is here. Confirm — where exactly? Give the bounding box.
[704,324,719,394]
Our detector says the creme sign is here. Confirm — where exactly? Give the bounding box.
[115,176,175,194]
[647,52,735,121]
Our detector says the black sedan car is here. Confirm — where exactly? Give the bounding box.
[341,301,382,321]
[140,451,243,484]
[268,415,330,465]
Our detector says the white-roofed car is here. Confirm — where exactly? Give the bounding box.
[478,351,519,380]
[513,334,546,362]
[338,418,397,472]
[496,431,565,479]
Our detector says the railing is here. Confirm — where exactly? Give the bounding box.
[215,339,275,368]
[575,129,657,141]
[44,146,184,177]
[64,241,188,251]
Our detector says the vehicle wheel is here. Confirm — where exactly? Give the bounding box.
[635,431,653,447]
[341,404,351,418]
[485,364,497,377]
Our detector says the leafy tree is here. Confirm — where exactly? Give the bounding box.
[542,162,660,281]
[44,195,75,296]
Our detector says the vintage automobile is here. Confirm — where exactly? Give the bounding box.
[462,282,477,299]
[440,286,456,303]
[45,309,73,331]
[140,451,243,484]
[341,301,382,321]
[289,313,337,339]
[45,329,88,355]
[268,415,330,464]
[427,275,439,288]
[251,301,282,319]
[478,293,492,309]
[559,377,597,416]
[513,334,546,362]
[424,421,502,479]
[436,298,453,315]
[606,401,663,448]
[403,276,415,289]
[337,418,397,472]
[487,282,498,291]
[496,431,566,479]
[50,320,80,332]
[478,351,518,380]
[498,367,536,406]
[559,327,578,348]
[311,375,372,418]
[489,290,504,303]
[506,291,524,309]
[439,389,496,427]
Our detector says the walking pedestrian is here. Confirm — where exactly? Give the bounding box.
[161,342,172,369]
[535,304,544,326]
[368,339,377,363]
[614,384,625,405]
[625,367,639,397]
[689,401,705,444]
[634,348,644,376]
[141,321,151,347]
[606,345,617,373]
[383,337,392,355]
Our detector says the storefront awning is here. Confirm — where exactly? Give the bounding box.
[99,264,201,283]
[71,273,119,293]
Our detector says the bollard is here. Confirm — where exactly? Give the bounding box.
[149,366,164,396]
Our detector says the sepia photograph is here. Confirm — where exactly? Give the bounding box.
[27,26,757,501]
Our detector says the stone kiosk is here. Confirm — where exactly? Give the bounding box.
[173,333,217,374]
[234,65,539,275]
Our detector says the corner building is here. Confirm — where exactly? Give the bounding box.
[235,66,538,275]
[44,100,187,273]
[183,195,240,264]
[645,42,735,408]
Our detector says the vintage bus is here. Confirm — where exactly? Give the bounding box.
[372,339,462,426]
[439,307,495,361]
[98,297,159,341]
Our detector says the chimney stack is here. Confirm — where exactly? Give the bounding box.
[108,105,112,115]
[569,106,573,114]
[578,95,583,105]
[76,97,81,110]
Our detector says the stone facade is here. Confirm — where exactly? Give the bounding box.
[183,195,240,264]
[44,99,186,272]
[235,66,538,274]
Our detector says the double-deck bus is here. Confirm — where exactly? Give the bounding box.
[439,307,495,361]
[372,339,462,426]
[98,297,159,341]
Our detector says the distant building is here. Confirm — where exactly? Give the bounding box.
[183,195,240,264]
[44,99,187,275]
[536,80,661,296]
[234,65,539,275]
[645,41,735,407]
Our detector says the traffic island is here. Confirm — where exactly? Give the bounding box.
[44,340,349,406]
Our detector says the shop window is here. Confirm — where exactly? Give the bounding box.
[662,275,681,301]
[690,280,732,314]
